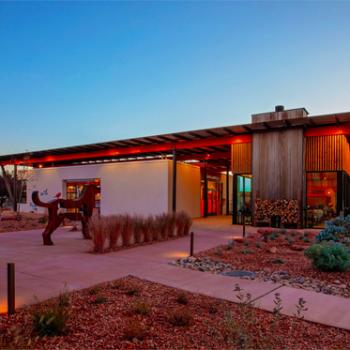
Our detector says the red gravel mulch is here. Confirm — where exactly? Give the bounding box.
[0,276,349,349]
[197,230,350,285]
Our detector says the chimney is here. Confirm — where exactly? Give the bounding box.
[251,106,308,123]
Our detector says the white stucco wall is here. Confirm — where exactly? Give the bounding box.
[168,161,201,218]
[23,160,170,216]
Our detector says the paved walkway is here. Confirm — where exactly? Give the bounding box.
[0,216,349,331]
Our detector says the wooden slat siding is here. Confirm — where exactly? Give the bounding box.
[252,128,304,202]
[305,135,350,174]
[231,142,252,174]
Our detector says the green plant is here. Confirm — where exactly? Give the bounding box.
[132,300,151,315]
[32,303,69,337]
[221,284,256,348]
[305,242,350,272]
[240,248,253,255]
[255,242,262,249]
[123,320,147,341]
[176,292,189,305]
[168,308,193,327]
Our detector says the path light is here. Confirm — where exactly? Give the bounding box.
[189,232,194,256]
[7,263,15,315]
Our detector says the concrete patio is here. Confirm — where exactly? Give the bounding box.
[0,216,349,331]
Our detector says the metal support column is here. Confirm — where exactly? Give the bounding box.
[13,164,17,212]
[226,162,230,215]
[172,149,177,213]
[203,162,208,217]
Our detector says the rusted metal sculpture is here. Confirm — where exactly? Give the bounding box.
[32,185,97,245]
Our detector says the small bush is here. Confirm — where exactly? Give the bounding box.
[176,292,189,305]
[305,242,350,272]
[88,286,101,295]
[255,242,262,249]
[123,320,147,341]
[208,304,218,314]
[215,248,223,257]
[125,285,142,296]
[168,308,193,327]
[132,300,151,315]
[38,215,48,224]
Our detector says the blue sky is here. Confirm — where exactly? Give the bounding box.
[0,1,349,155]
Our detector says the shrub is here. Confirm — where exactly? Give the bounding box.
[304,242,350,272]
[123,320,147,341]
[132,300,151,315]
[32,298,69,337]
[168,308,193,327]
[176,292,189,305]
[316,216,350,245]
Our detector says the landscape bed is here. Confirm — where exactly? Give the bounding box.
[0,212,47,233]
[1,276,350,349]
[176,228,350,298]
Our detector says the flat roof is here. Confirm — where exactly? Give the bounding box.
[1,111,350,167]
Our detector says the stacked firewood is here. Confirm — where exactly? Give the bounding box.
[254,199,299,226]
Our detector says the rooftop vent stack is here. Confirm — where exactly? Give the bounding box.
[275,105,285,112]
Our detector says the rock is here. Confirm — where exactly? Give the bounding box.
[271,258,285,264]
[221,270,256,279]
[334,280,341,285]
[339,284,347,289]
[269,247,277,254]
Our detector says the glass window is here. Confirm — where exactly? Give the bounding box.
[306,172,337,226]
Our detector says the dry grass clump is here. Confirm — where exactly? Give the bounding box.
[122,320,147,341]
[89,216,108,253]
[88,211,192,253]
[168,308,193,327]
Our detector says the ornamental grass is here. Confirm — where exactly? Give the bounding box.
[88,211,192,253]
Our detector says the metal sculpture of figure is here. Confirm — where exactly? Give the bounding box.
[32,185,97,245]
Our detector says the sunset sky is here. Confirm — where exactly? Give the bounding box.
[0,1,349,155]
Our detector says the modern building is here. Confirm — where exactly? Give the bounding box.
[1,106,349,228]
